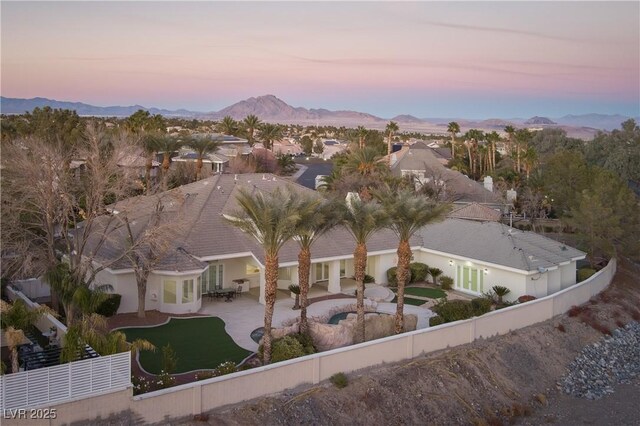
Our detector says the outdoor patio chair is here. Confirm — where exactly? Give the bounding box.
[236,285,242,297]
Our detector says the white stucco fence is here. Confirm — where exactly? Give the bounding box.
[3,259,617,425]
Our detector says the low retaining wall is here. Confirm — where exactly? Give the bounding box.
[6,287,67,342]
[6,259,617,424]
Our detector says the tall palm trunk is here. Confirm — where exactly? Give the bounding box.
[298,247,311,334]
[162,153,171,191]
[450,135,455,158]
[516,145,521,173]
[387,133,393,166]
[6,328,23,373]
[262,254,279,364]
[354,243,367,343]
[394,240,411,334]
[466,143,472,175]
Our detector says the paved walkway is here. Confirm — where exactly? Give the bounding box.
[199,286,434,352]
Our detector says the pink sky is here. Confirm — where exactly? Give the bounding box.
[1,1,638,118]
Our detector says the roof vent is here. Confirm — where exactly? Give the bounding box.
[217,186,221,190]
[262,174,267,180]
[234,174,238,181]
[272,177,277,181]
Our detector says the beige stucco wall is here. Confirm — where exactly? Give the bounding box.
[26,260,615,424]
[547,268,562,294]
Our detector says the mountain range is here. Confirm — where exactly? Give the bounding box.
[1,95,636,137]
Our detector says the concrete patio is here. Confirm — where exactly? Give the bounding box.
[198,284,434,352]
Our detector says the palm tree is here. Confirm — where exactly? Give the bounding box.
[342,147,387,177]
[428,267,443,286]
[243,115,261,146]
[259,123,283,151]
[291,198,336,334]
[187,135,222,180]
[521,146,538,179]
[1,299,52,373]
[356,126,368,149]
[447,122,460,158]
[217,116,238,136]
[373,190,448,333]
[335,193,388,342]
[385,121,399,164]
[154,135,181,191]
[504,125,515,158]
[224,187,303,364]
[514,129,532,174]
[486,131,500,172]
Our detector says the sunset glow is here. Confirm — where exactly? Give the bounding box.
[2,1,638,118]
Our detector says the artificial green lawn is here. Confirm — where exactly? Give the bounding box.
[121,317,251,374]
[390,296,427,307]
[400,287,446,299]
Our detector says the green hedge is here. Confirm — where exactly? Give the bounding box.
[429,315,445,327]
[95,294,122,317]
[471,298,492,315]
[265,333,317,363]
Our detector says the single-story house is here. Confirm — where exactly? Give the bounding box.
[85,173,585,315]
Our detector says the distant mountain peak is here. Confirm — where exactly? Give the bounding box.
[524,116,556,125]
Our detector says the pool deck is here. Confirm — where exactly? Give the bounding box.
[198,289,434,352]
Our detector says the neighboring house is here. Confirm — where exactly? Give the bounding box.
[386,141,506,210]
[272,140,303,156]
[173,152,230,173]
[85,173,585,315]
[448,202,502,222]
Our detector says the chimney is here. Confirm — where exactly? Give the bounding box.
[483,176,493,192]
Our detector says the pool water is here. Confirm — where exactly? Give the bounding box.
[250,327,265,344]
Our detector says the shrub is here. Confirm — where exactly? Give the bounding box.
[429,315,445,326]
[517,295,537,303]
[161,344,178,374]
[386,267,398,286]
[363,274,375,284]
[290,332,316,355]
[132,375,152,395]
[428,267,443,285]
[577,268,596,282]
[471,298,492,315]
[440,276,453,290]
[270,334,316,363]
[95,293,122,317]
[432,299,474,322]
[330,372,348,389]
[156,370,176,389]
[409,262,429,282]
[215,361,238,376]
[195,371,215,381]
[491,285,511,305]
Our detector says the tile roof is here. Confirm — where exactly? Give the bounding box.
[448,203,502,222]
[418,219,585,272]
[87,174,583,274]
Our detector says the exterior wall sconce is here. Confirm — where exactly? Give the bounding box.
[484,268,489,274]
[449,260,454,266]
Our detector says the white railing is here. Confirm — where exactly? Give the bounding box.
[0,352,131,411]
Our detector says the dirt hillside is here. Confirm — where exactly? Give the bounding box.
[184,258,640,426]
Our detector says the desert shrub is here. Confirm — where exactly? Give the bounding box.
[440,276,453,290]
[432,299,474,323]
[517,295,537,303]
[409,262,429,282]
[386,267,398,286]
[491,285,511,304]
[215,361,238,376]
[363,274,375,284]
[577,268,596,282]
[195,371,215,381]
[330,372,348,389]
[428,267,443,285]
[270,334,316,363]
[95,293,122,317]
[132,375,152,395]
[429,315,445,327]
[471,298,492,315]
[156,370,176,389]
[290,332,316,355]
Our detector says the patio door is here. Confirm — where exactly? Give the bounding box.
[456,266,483,294]
[205,264,224,292]
[315,263,330,281]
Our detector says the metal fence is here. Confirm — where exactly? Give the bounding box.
[0,352,131,410]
